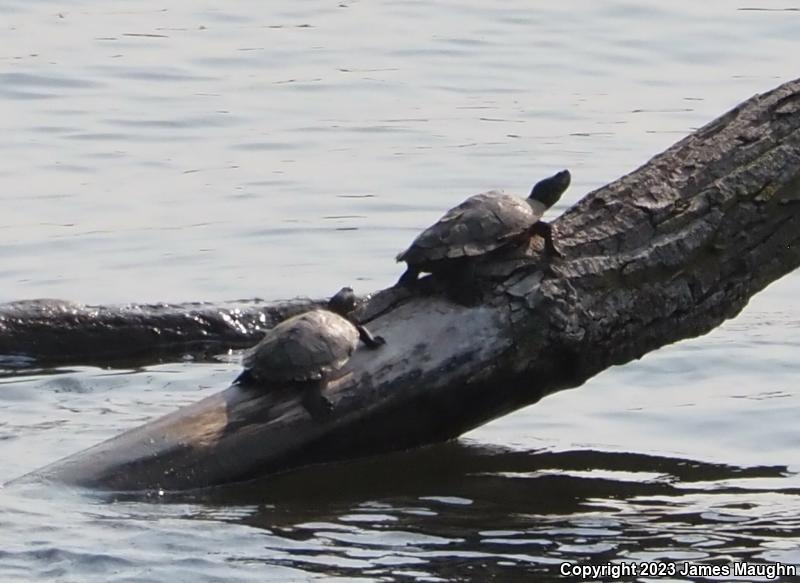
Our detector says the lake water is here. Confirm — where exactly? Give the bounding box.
[1,1,799,580]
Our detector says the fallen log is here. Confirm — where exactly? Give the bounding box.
[29,77,800,491]
[0,297,321,366]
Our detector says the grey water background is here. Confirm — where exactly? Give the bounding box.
[1,1,799,581]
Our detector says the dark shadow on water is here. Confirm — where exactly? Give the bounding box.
[27,442,800,581]
[152,443,796,581]
[151,441,790,508]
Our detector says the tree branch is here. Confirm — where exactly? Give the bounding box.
[0,298,321,366]
[26,77,800,491]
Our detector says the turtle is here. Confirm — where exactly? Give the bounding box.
[234,287,385,419]
[395,169,571,286]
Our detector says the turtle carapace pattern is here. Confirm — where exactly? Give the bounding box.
[234,287,384,419]
[396,169,571,285]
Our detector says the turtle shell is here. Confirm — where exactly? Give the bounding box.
[242,309,360,382]
[397,191,546,266]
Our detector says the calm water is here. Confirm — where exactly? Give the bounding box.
[2,1,800,581]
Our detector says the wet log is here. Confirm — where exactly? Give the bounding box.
[30,77,800,491]
[0,298,321,366]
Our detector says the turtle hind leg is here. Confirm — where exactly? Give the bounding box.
[301,379,334,421]
[530,221,563,257]
[396,266,420,287]
[443,261,482,306]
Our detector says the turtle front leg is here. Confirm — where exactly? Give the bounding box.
[233,368,255,386]
[396,266,420,287]
[530,221,562,257]
[357,325,386,349]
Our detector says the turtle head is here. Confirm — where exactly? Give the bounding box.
[328,286,357,316]
[528,169,571,208]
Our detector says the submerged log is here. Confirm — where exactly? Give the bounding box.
[31,77,800,491]
[0,298,320,366]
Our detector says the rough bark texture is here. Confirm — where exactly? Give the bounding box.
[0,298,321,366]
[26,77,800,491]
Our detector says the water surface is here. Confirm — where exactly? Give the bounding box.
[1,1,799,580]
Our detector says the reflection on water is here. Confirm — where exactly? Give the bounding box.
[206,443,800,577]
[4,443,798,582]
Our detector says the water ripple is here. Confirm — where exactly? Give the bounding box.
[2,0,800,581]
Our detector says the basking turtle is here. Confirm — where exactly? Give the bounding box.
[396,170,571,285]
[235,287,384,418]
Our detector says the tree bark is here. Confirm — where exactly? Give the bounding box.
[27,77,800,491]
